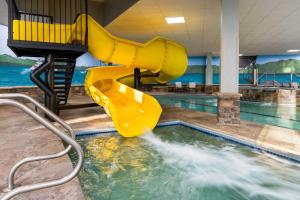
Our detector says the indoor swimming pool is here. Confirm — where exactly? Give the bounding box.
[71,125,300,200]
[155,95,300,131]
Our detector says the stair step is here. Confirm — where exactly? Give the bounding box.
[54,85,66,89]
[52,58,75,106]
[54,71,73,75]
[56,92,66,96]
[54,89,66,92]
[54,80,69,83]
[54,76,68,80]
[54,72,72,76]
[55,82,72,86]
[55,89,67,92]
[54,75,73,79]
[55,65,70,69]
[54,58,69,62]
[59,98,67,101]
[54,82,66,86]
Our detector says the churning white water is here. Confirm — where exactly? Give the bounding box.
[141,131,300,200]
[20,67,32,75]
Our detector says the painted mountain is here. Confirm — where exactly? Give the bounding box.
[0,54,37,67]
[257,59,300,73]
[186,65,220,74]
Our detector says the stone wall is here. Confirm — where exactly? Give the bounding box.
[239,87,277,102]
[204,85,220,94]
[276,89,297,105]
[217,93,241,125]
[150,84,220,93]
[239,87,299,106]
[0,85,86,101]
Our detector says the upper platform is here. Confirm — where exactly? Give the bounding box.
[7,0,88,57]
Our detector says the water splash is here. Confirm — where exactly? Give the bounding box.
[141,131,300,200]
[20,67,33,75]
[79,70,87,74]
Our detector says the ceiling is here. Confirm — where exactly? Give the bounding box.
[106,0,300,56]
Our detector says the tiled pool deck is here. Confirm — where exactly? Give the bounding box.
[0,94,299,199]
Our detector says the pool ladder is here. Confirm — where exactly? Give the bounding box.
[0,93,83,200]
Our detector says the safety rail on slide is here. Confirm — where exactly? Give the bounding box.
[0,93,83,200]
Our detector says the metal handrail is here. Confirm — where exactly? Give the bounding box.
[0,94,83,200]
[294,73,300,78]
[257,73,266,81]
[0,93,75,191]
[0,93,75,138]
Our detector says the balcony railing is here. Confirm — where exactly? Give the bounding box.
[7,0,88,47]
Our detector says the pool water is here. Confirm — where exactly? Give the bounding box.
[71,125,300,200]
[155,95,300,131]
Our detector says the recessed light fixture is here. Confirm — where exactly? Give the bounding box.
[165,17,185,24]
[287,49,300,53]
[239,54,243,56]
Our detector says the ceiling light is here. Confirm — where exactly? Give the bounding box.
[239,54,243,56]
[287,49,300,53]
[165,17,185,24]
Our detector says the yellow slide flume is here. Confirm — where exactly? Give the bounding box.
[12,15,188,137]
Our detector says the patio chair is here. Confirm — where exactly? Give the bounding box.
[188,82,197,93]
[175,82,184,92]
[291,82,299,89]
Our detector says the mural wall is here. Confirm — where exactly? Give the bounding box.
[1,23,300,87]
[174,55,300,85]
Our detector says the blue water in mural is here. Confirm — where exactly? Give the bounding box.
[0,66,87,87]
[1,66,299,87]
[172,73,300,85]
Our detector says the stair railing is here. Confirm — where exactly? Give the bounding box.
[294,73,300,78]
[30,54,58,114]
[0,93,83,200]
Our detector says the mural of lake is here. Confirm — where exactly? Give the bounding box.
[1,66,299,87]
[1,23,300,87]
[172,73,300,85]
[0,66,87,87]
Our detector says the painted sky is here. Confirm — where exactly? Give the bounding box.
[188,56,220,66]
[0,25,15,56]
[188,56,206,66]
[76,53,103,67]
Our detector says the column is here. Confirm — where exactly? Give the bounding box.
[217,0,241,125]
[253,67,258,85]
[205,53,214,94]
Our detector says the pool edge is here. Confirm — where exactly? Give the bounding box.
[76,120,300,163]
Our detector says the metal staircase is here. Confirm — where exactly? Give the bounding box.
[30,55,76,114]
[53,57,76,105]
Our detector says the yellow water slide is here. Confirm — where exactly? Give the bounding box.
[12,15,188,137]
